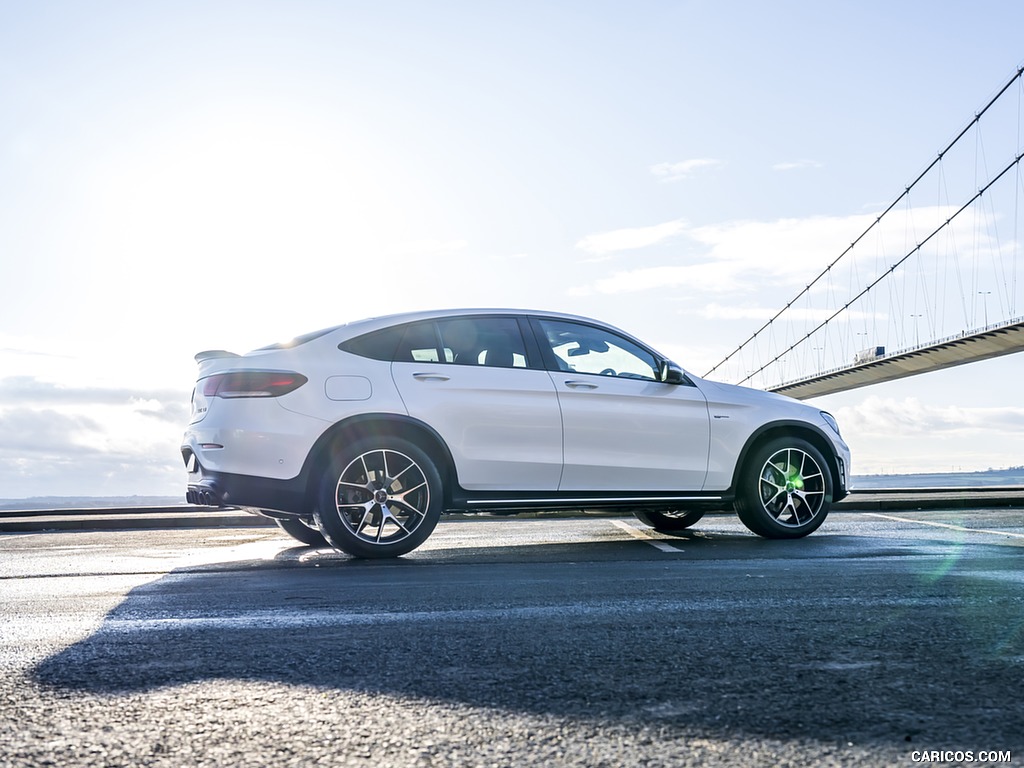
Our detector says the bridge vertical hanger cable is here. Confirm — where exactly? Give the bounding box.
[971,121,984,326]
[705,64,1024,380]
[731,151,1024,387]
[1012,73,1023,317]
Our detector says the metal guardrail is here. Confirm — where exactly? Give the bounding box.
[0,505,229,519]
[835,487,1024,511]
[847,486,1024,494]
[3,487,1024,523]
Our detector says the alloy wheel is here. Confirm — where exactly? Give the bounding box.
[334,448,430,546]
[756,447,826,527]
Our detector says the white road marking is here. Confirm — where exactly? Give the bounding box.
[609,520,684,553]
[864,512,1024,540]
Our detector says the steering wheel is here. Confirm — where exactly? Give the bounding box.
[599,368,617,376]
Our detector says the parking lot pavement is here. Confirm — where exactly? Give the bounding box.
[1,512,1022,767]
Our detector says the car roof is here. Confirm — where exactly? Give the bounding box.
[334,308,614,336]
[256,308,657,355]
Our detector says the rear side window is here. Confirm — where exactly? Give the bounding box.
[437,317,528,368]
[341,317,529,368]
[342,322,451,362]
[338,325,408,361]
[398,322,449,362]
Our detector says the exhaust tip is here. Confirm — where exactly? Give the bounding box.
[187,487,223,507]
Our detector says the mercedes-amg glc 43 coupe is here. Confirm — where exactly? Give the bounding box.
[182,309,850,557]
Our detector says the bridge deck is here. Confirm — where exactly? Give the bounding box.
[767,319,1024,400]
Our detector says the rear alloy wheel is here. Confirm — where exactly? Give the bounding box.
[313,437,443,558]
[735,437,832,539]
[274,516,328,547]
[632,509,705,534]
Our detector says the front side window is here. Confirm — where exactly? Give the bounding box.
[536,319,659,380]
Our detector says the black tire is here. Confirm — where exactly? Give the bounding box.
[313,436,443,558]
[734,437,832,539]
[274,516,329,547]
[632,508,705,534]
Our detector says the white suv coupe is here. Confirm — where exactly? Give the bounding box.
[182,309,850,557]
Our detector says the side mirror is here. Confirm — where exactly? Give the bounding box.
[660,361,686,384]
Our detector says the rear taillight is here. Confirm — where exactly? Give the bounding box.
[201,371,308,398]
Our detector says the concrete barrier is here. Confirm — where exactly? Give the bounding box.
[3,488,1024,532]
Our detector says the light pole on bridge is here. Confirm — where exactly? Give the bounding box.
[978,291,992,328]
[910,314,923,346]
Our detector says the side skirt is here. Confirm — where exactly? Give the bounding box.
[448,491,733,515]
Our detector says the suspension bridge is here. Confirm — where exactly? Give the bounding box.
[706,64,1024,400]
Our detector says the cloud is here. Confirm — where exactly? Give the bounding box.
[573,213,878,296]
[0,347,72,359]
[697,303,798,322]
[835,396,1024,437]
[828,394,1024,474]
[387,239,469,256]
[570,203,989,300]
[571,261,739,296]
[0,408,104,455]
[772,159,823,171]
[0,376,186,411]
[0,375,192,497]
[0,429,183,498]
[575,219,687,256]
[698,303,879,322]
[133,399,191,424]
[650,158,721,182]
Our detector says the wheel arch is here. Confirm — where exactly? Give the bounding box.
[301,413,459,508]
[731,421,842,497]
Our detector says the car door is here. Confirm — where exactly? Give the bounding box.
[531,317,711,492]
[391,316,563,491]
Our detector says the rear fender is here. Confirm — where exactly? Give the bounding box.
[301,413,459,506]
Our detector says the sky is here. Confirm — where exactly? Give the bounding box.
[2,1,1024,498]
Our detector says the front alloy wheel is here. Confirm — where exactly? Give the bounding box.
[314,437,443,558]
[735,437,832,539]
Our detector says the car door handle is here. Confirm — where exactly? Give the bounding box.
[564,380,598,389]
[412,372,451,382]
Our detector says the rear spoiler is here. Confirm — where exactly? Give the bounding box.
[195,350,241,363]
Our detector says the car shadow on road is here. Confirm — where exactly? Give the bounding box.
[28,532,1024,749]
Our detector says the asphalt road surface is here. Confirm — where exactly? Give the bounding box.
[2,510,1023,767]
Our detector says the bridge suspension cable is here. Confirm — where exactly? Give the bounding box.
[731,150,1022,387]
[704,64,1024,385]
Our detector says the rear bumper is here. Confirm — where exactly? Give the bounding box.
[184,455,311,516]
